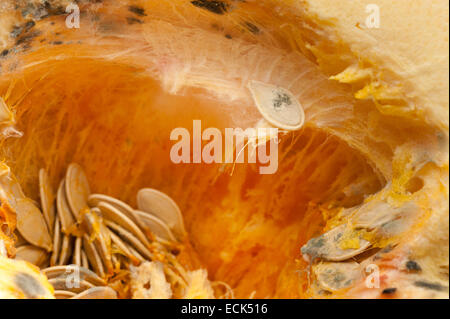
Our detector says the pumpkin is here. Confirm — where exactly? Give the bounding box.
[0,0,448,299]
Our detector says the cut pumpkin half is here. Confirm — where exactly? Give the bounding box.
[0,0,448,299]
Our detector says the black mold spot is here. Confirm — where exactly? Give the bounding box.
[25,21,36,31]
[128,5,147,17]
[225,34,232,39]
[382,287,397,295]
[14,273,47,299]
[1,50,9,57]
[380,244,393,254]
[245,22,260,34]
[52,41,63,45]
[273,91,292,109]
[126,17,143,25]
[414,281,446,291]
[16,31,41,45]
[406,260,422,273]
[43,2,66,16]
[191,0,228,15]
[10,26,24,38]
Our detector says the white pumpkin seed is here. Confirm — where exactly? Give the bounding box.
[108,230,132,258]
[14,230,28,247]
[98,201,151,248]
[49,277,94,293]
[56,179,76,234]
[58,235,73,265]
[15,198,52,251]
[54,290,76,299]
[65,163,91,221]
[82,211,113,273]
[301,224,371,262]
[125,243,146,264]
[0,239,6,256]
[105,220,153,260]
[88,194,145,229]
[71,286,117,299]
[136,188,185,240]
[248,80,305,131]
[73,237,82,266]
[313,261,363,292]
[135,210,176,242]
[39,169,56,236]
[50,216,61,266]
[82,234,105,278]
[43,265,105,286]
[81,250,89,269]
[15,245,48,267]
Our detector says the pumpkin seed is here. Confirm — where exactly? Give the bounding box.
[73,237,82,266]
[125,243,146,264]
[82,234,105,278]
[108,230,132,258]
[135,210,176,242]
[88,194,145,229]
[0,240,6,256]
[9,162,188,298]
[71,286,117,299]
[105,220,153,260]
[14,230,28,247]
[65,163,91,221]
[15,198,52,251]
[54,290,76,299]
[313,261,362,292]
[136,188,185,240]
[98,201,151,248]
[301,224,371,262]
[39,169,56,236]
[82,211,113,273]
[81,250,89,269]
[58,235,73,266]
[56,179,76,234]
[247,80,305,131]
[50,216,61,266]
[15,245,48,267]
[48,277,94,293]
[42,265,106,286]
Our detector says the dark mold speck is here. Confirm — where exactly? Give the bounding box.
[245,22,260,34]
[16,31,41,45]
[414,281,447,291]
[25,21,36,31]
[11,26,24,38]
[15,273,47,299]
[191,0,229,15]
[126,17,143,25]
[1,50,9,57]
[382,287,397,295]
[128,5,147,16]
[52,41,63,45]
[225,34,232,39]
[406,260,422,272]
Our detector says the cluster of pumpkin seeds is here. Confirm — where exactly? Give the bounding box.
[14,163,187,299]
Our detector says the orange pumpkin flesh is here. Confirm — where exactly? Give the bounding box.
[0,57,383,298]
[0,0,448,299]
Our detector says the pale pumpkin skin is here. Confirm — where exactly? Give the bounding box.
[0,0,448,299]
